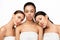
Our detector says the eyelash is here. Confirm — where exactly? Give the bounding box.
[18,18,23,21]
[39,18,42,20]
[18,17,21,18]
[36,21,39,24]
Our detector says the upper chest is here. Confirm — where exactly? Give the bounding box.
[21,24,38,32]
[44,27,58,33]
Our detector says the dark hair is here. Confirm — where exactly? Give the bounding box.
[14,10,24,15]
[35,11,53,23]
[14,10,25,19]
[24,2,36,12]
[14,10,25,16]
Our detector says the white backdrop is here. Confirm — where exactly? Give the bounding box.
[0,0,60,27]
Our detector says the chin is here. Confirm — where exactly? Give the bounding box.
[15,24,17,26]
[43,26,46,28]
[28,19,32,21]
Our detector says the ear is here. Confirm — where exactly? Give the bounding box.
[45,15,48,19]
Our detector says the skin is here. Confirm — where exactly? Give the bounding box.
[35,15,60,37]
[13,13,24,26]
[0,13,24,40]
[16,5,43,40]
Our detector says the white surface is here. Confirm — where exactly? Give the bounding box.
[43,32,60,40]
[20,32,38,40]
[4,36,15,40]
[0,0,60,27]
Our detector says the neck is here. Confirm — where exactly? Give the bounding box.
[25,19,34,24]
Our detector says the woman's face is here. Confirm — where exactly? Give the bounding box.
[13,13,24,26]
[36,15,48,28]
[24,5,35,21]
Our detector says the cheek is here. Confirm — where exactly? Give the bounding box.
[45,21,47,25]
[36,19,39,22]
[42,18,46,23]
[13,18,18,25]
[36,17,39,21]
[43,20,47,26]
[31,12,35,15]
[14,17,19,22]
[31,13,34,16]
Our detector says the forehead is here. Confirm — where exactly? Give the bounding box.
[25,5,35,10]
[36,15,45,19]
[15,13,24,16]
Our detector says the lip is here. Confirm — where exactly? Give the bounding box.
[40,25,45,28]
[40,25,44,27]
[40,24,46,28]
[40,24,44,27]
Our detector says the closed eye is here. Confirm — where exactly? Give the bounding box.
[39,18,42,20]
[18,16,21,18]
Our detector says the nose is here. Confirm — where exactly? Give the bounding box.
[28,12,31,15]
[39,20,43,25]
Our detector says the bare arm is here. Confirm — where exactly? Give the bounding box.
[57,26,60,36]
[38,26,43,40]
[0,27,6,40]
[15,26,21,40]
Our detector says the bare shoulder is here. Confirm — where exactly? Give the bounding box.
[35,23,43,36]
[55,25,60,29]
[55,25,60,34]
[16,25,21,31]
[57,25,60,30]
[0,26,6,33]
[35,23,43,31]
[16,23,24,31]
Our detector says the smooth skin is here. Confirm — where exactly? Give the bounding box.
[0,11,25,40]
[16,5,43,40]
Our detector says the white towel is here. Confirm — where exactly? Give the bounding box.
[43,32,59,40]
[4,36,15,40]
[20,32,38,40]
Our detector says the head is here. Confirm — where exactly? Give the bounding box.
[24,2,36,21]
[12,10,25,26]
[35,11,53,28]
